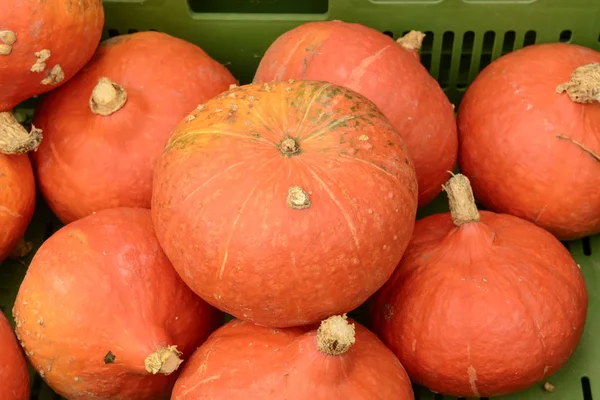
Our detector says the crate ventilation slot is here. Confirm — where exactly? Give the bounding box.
[582,376,594,400]
[582,236,592,256]
[187,0,328,14]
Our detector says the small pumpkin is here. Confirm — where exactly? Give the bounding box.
[0,312,29,400]
[30,31,237,224]
[172,315,414,399]
[1,0,104,154]
[152,80,418,328]
[254,21,458,207]
[0,151,35,264]
[457,43,600,240]
[370,174,588,398]
[13,208,222,399]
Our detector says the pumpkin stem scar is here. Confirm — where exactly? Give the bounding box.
[0,111,43,154]
[287,186,311,210]
[90,77,128,116]
[144,345,183,375]
[396,30,426,53]
[442,173,481,226]
[556,63,600,103]
[316,314,356,356]
[556,134,600,162]
[279,137,300,156]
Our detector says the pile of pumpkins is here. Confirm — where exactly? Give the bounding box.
[1,1,598,399]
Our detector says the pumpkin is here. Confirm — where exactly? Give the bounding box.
[152,80,418,328]
[1,0,104,154]
[254,21,458,207]
[457,43,600,240]
[370,174,588,398]
[13,207,222,399]
[0,312,29,400]
[0,152,35,264]
[30,31,237,224]
[172,314,414,399]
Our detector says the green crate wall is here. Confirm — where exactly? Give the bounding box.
[4,0,600,399]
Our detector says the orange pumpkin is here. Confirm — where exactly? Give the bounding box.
[1,0,104,154]
[13,208,222,399]
[254,21,458,207]
[152,80,418,328]
[0,312,29,400]
[30,31,237,224]
[0,152,35,264]
[370,174,588,398]
[172,315,414,399]
[457,43,600,240]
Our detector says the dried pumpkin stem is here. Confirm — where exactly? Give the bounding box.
[90,77,127,116]
[144,345,183,375]
[316,314,356,356]
[287,186,311,210]
[0,111,43,154]
[556,63,600,103]
[396,30,426,53]
[279,137,300,156]
[442,173,481,226]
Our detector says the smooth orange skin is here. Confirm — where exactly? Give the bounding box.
[152,80,418,328]
[370,211,588,398]
[254,20,458,208]
[31,31,237,224]
[13,208,223,400]
[0,313,29,400]
[0,153,35,263]
[172,318,414,400]
[458,43,600,240]
[1,0,104,111]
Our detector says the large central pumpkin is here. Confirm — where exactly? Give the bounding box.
[152,80,418,327]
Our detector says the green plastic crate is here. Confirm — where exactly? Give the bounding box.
[4,0,600,399]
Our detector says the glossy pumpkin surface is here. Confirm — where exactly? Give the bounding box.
[0,312,29,400]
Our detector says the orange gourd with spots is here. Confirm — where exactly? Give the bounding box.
[13,208,222,399]
[0,312,29,400]
[1,0,104,154]
[152,80,418,328]
[370,174,588,398]
[172,315,414,400]
[255,21,458,208]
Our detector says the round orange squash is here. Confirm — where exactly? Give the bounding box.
[152,80,418,328]
[172,315,414,399]
[13,208,222,399]
[457,43,600,240]
[30,31,237,224]
[1,0,104,154]
[254,21,458,208]
[0,312,29,400]
[370,174,588,398]
[0,152,35,264]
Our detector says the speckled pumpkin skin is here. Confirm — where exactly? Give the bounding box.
[1,0,104,111]
[152,80,418,328]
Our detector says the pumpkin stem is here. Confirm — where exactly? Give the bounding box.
[396,30,426,53]
[287,186,311,210]
[144,345,183,375]
[316,314,356,356]
[90,77,127,116]
[0,111,43,154]
[556,63,600,103]
[442,173,481,226]
[279,137,300,156]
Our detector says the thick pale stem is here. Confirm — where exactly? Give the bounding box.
[144,345,183,375]
[556,63,600,103]
[316,314,356,356]
[396,30,426,53]
[90,77,127,116]
[0,112,42,154]
[442,173,480,226]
